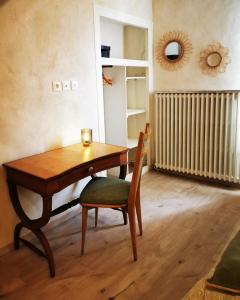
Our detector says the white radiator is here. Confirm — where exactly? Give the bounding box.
[155,91,240,183]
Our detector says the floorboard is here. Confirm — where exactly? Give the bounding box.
[1,171,240,300]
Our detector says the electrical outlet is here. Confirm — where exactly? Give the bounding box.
[62,80,71,91]
[52,81,62,92]
[71,80,79,91]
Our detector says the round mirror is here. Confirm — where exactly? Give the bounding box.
[156,31,192,71]
[207,52,222,68]
[164,41,182,61]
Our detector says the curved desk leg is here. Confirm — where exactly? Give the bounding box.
[119,164,127,180]
[33,228,55,277]
[7,180,55,277]
[122,208,128,225]
[119,164,128,225]
[14,222,24,250]
[14,224,55,277]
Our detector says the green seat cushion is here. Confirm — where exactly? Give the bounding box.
[80,177,130,205]
[206,230,240,294]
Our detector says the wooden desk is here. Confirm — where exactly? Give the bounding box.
[3,142,128,277]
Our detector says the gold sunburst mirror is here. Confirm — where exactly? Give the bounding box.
[199,42,231,76]
[155,31,193,71]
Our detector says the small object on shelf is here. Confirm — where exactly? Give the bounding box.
[101,45,111,57]
[102,72,113,85]
[81,128,92,146]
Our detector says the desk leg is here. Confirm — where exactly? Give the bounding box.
[7,180,55,277]
[119,164,127,179]
[119,164,128,224]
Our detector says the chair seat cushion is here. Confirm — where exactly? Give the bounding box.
[80,177,130,206]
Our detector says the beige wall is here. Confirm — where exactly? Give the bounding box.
[95,0,152,20]
[0,0,152,250]
[0,0,99,249]
[153,0,240,91]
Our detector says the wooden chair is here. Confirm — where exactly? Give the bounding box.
[79,123,151,261]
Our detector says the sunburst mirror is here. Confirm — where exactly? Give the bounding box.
[199,42,231,76]
[155,31,193,71]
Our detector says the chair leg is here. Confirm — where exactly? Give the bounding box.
[128,206,137,261]
[122,209,128,225]
[95,207,98,228]
[81,206,88,255]
[135,188,143,236]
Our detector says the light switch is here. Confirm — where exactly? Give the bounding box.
[52,81,62,92]
[62,80,71,91]
[71,80,79,90]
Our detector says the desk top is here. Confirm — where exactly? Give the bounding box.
[3,142,128,180]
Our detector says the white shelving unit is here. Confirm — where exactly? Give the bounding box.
[101,57,149,67]
[126,76,146,80]
[127,108,146,118]
[94,5,153,174]
[127,138,138,149]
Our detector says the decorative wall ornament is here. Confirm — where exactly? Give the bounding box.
[155,30,193,71]
[199,42,231,76]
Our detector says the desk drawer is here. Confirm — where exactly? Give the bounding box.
[54,153,127,193]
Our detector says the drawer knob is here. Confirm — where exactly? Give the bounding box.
[88,167,94,172]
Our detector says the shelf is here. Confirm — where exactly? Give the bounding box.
[126,76,146,80]
[127,108,146,118]
[127,138,138,149]
[101,57,149,67]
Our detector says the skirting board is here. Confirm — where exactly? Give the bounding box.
[154,167,240,189]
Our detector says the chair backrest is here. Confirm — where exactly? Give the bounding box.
[128,123,151,207]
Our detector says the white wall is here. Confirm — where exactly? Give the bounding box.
[153,0,240,91]
[101,19,124,58]
[0,0,100,250]
[0,0,153,250]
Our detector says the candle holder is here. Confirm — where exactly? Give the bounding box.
[81,128,92,146]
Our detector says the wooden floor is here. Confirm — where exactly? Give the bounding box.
[1,171,240,300]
